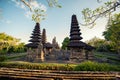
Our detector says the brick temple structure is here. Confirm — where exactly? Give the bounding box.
[68,15,94,62]
[26,23,44,62]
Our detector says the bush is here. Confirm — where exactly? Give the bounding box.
[0,61,119,71]
[0,61,75,71]
[74,61,120,71]
[0,55,7,62]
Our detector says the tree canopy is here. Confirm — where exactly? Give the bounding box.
[61,37,70,50]
[20,0,61,23]
[0,33,26,54]
[103,13,120,53]
[81,0,120,27]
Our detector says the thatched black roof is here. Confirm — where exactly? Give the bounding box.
[26,43,39,48]
[68,41,94,51]
[85,44,95,51]
[26,23,41,48]
[44,42,53,49]
[68,41,86,48]
[68,14,83,48]
[68,15,94,51]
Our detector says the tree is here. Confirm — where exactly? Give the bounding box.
[42,28,47,45]
[61,37,70,50]
[103,13,120,53]
[0,33,26,54]
[81,0,120,27]
[86,37,113,52]
[20,0,61,23]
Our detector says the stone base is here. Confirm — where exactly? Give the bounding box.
[70,51,86,62]
[26,48,44,62]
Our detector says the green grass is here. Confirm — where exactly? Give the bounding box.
[0,61,119,71]
[7,53,26,60]
[94,51,120,62]
[0,53,27,62]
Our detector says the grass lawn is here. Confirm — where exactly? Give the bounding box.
[93,51,120,65]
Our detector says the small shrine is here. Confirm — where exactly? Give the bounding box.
[26,23,44,62]
[68,15,94,62]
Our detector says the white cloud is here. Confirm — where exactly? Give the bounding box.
[29,0,47,11]
[30,0,39,9]
[39,3,47,11]
[25,11,32,18]
[20,3,26,10]
[0,19,12,24]
[11,0,47,19]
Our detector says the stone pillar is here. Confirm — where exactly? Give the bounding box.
[37,43,44,62]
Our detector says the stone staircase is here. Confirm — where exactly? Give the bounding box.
[0,68,120,80]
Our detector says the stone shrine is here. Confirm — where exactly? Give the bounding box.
[26,23,44,62]
[68,15,94,62]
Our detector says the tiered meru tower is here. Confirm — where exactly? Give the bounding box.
[26,23,44,62]
[68,15,94,62]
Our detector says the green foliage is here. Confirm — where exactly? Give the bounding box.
[81,0,120,26]
[74,61,120,71]
[47,0,62,8]
[0,55,7,62]
[86,37,113,52]
[0,61,119,71]
[0,33,26,54]
[103,13,120,53]
[32,9,46,23]
[61,37,70,50]
[0,61,75,71]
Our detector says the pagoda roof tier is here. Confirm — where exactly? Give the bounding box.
[84,44,95,51]
[70,35,82,40]
[71,25,79,28]
[31,33,41,35]
[68,41,94,51]
[71,23,78,26]
[34,27,40,29]
[32,30,40,33]
[44,42,53,49]
[29,38,41,42]
[26,23,42,49]
[70,28,80,31]
[70,32,81,36]
[68,41,86,48]
[26,43,39,48]
[30,36,41,39]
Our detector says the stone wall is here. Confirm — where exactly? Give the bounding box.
[26,48,94,63]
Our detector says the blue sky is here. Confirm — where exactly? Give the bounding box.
[0,0,114,46]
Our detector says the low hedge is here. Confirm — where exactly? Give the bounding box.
[0,61,119,71]
[0,61,75,71]
[0,55,7,62]
[74,61,120,71]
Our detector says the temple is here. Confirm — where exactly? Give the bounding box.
[26,15,94,63]
[26,23,44,62]
[68,14,94,62]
